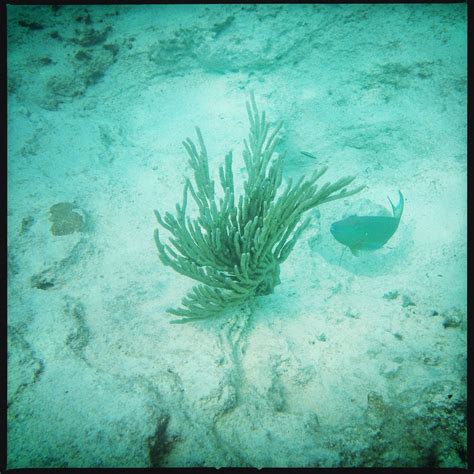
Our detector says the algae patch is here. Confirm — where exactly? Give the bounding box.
[49,202,85,236]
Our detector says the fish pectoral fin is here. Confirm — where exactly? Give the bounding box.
[350,247,359,256]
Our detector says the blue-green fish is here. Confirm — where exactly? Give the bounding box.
[330,191,404,256]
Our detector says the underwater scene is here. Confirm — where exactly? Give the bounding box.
[7,4,467,469]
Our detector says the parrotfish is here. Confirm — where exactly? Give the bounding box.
[330,191,404,256]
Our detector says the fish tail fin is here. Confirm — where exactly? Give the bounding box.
[388,190,404,219]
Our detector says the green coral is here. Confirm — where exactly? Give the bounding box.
[154,93,364,323]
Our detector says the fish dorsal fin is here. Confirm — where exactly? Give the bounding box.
[388,191,404,219]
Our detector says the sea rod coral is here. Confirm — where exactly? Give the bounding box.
[154,93,364,323]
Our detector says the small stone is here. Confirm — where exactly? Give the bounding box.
[367,391,385,411]
[31,273,55,290]
[365,391,387,426]
[402,294,416,307]
[383,290,399,300]
[442,308,463,328]
[345,309,360,319]
[380,361,401,378]
[20,216,35,233]
[423,354,441,366]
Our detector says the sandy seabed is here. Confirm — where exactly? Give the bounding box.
[7,4,467,468]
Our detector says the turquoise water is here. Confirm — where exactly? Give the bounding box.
[7,4,467,468]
